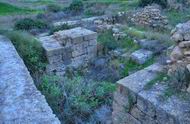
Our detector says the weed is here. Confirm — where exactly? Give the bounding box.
[144,73,167,90]
[1,30,47,73]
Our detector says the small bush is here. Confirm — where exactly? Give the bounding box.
[61,77,116,123]
[39,75,116,123]
[14,18,48,31]
[38,75,63,114]
[3,31,47,73]
[169,65,190,91]
[69,0,84,12]
[49,24,72,35]
[139,0,168,8]
[47,4,62,13]
[98,30,118,51]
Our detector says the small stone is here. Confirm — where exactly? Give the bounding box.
[171,33,183,42]
[131,49,153,64]
[179,41,190,48]
[170,46,183,61]
[186,64,190,72]
[184,51,190,56]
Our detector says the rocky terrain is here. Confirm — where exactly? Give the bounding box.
[0,0,190,124]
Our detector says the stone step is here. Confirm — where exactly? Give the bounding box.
[184,51,190,56]
[113,63,190,124]
[130,49,153,64]
[179,41,190,48]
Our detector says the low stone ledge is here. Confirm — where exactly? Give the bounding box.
[0,35,60,124]
[113,63,190,124]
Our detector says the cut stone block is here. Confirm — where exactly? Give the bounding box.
[131,49,153,64]
[39,27,97,75]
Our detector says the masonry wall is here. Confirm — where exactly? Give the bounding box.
[0,35,60,124]
[112,63,190,124]
[39,27,97,76]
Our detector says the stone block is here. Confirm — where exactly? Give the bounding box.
[131,49,153,64]
[130,106,157,124]
[112,110,141,124]
[88,39,97,46]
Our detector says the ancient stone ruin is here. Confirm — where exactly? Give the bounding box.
[130,5,168,29]
[112,63,190,124]
[39,27,97,76]
[169,20,190,92]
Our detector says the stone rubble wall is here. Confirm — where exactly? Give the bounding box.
[0,35,60,124]
[112,63,190,124]
[130,5,168,29]
[169,20,190,92]
[39,27,97,76]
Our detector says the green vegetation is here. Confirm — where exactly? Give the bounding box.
[144,73,166,90]
[0,2,38,15]
[1,30,47,73]
[49,24,72,35]
[68,0,84,13]
[14,18,49,31]
[39,75,116,123]
[122,57,155,77]
[165,8,190,26]
[47,4,62,12]
[98,30,139,52]
[139,0,167,7]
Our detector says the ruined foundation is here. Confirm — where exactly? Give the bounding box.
[39,27,97,76]
[112,63,190,124]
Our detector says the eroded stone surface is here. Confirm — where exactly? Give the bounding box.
[0,35,60,124]
[131,49,153,64]
[113,62,190,124]
[39,27,97,75]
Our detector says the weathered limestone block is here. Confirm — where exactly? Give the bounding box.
[130,106,156,124]
[113,64,164,124]
[39,27,97,75]
[0,35,60,123]
[131,49,153,64]
[113,61,190,124]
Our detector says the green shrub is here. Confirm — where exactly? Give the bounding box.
[169,65,190,91]
[69,0,84,12]
[38,75,63,114]
[49,24,72,35]
[139,0,167,7]
[3,31,47,73]
[61,77,116,123]
[47,4,62,12]
[97,30,118,51]
[39,75,116,123]
[14,18,48,31]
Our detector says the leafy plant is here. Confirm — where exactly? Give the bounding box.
[47,4,62,12]
[98,30,118,51]
[69,0,84,12]
[14,18,48,31]
[38,75,63,114]
[49,24,72,35]
[61,77,116,123]
[169,65,190,91]
[139,0,168,8]
[2,30,47,73]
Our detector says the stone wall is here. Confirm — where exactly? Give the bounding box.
[112,63,190,124]
[169,20,190,92]
[130,5,168,29]
[0,35,60,123]
[39,27,97,75]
